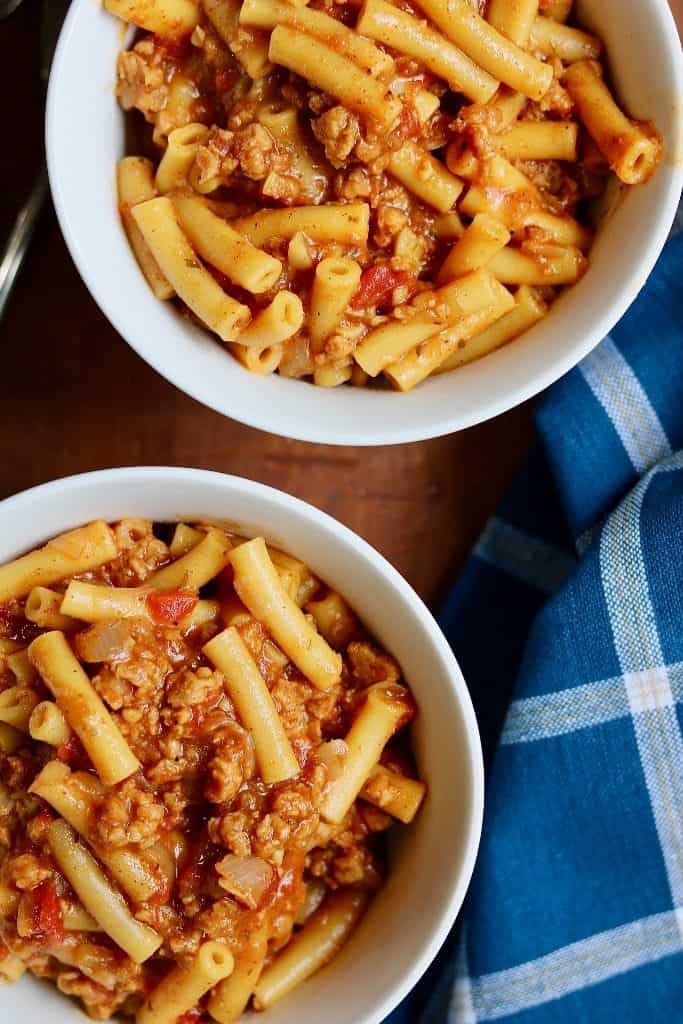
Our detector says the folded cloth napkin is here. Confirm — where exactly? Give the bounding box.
[388,213,683,1023]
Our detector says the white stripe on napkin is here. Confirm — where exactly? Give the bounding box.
[600,452,683,922]
[580,336,672,474]
[449,926,477,1024]
[450,910,682,1021]
[500,662,683,745]
[474,517,576,595]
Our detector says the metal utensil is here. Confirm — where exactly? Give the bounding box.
[0,0,70,321]
[0,0,26,19]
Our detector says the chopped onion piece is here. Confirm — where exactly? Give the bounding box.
[215,854,275,910]
[75,621,133,663]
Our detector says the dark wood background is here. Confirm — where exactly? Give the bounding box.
[0,2,534,605]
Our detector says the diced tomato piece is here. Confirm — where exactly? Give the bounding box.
[351,266,417,309]
[31,808,54,834]
[147,591,198,625]
[56,734,90,768]
[177,1011,203,1024]
[34,881,64,941]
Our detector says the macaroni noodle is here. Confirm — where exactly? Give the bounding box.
[0,518,425,1020]
[109,0,661,387]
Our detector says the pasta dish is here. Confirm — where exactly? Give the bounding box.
[0,518,425,1019]
[108,0,662,390]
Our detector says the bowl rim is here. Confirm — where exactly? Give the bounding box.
[45,0,683,445]
[0,465,485,1023]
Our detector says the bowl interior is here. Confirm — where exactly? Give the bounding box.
[46,0,683,445]
[0,467,483,1024]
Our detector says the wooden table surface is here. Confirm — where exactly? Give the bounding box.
[0,2,535,605]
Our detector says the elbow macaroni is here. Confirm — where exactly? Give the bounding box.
[29,701,72,746]
[137,942,234,1024]
[237,292,304,349]
[487,0,538,47]
[410,0,552,100]
[104,0,199,35]
[0,521,116,602]
[28,631,141,786]
[117,158,174,301]
[253,890,369,1009]
[108,0,662,389]
[0,518,424,1020]
[29,761,165,904]
[47,820,162,964]
[131,198,251,342]
[321,683,415,824]
[230,538,342,690]
[203,627,300,784]
[357,0,498,103]
[563,60,663,185]
[310,258,362,351]
[268,25,400,128]
[25,586,80,631]
[208,925,268,1023]
[171,194,283,293]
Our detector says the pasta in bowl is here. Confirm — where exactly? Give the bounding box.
[0,468,483,1023]
[47,0,683,441]
[106,0,667,393]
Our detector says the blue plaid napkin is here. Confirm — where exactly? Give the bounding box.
[388,208,683,1022]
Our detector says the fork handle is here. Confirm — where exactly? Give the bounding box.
[0,165,49,322]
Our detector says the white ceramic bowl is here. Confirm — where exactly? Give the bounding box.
[0,466,483,1024]
[46,1,683,445]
